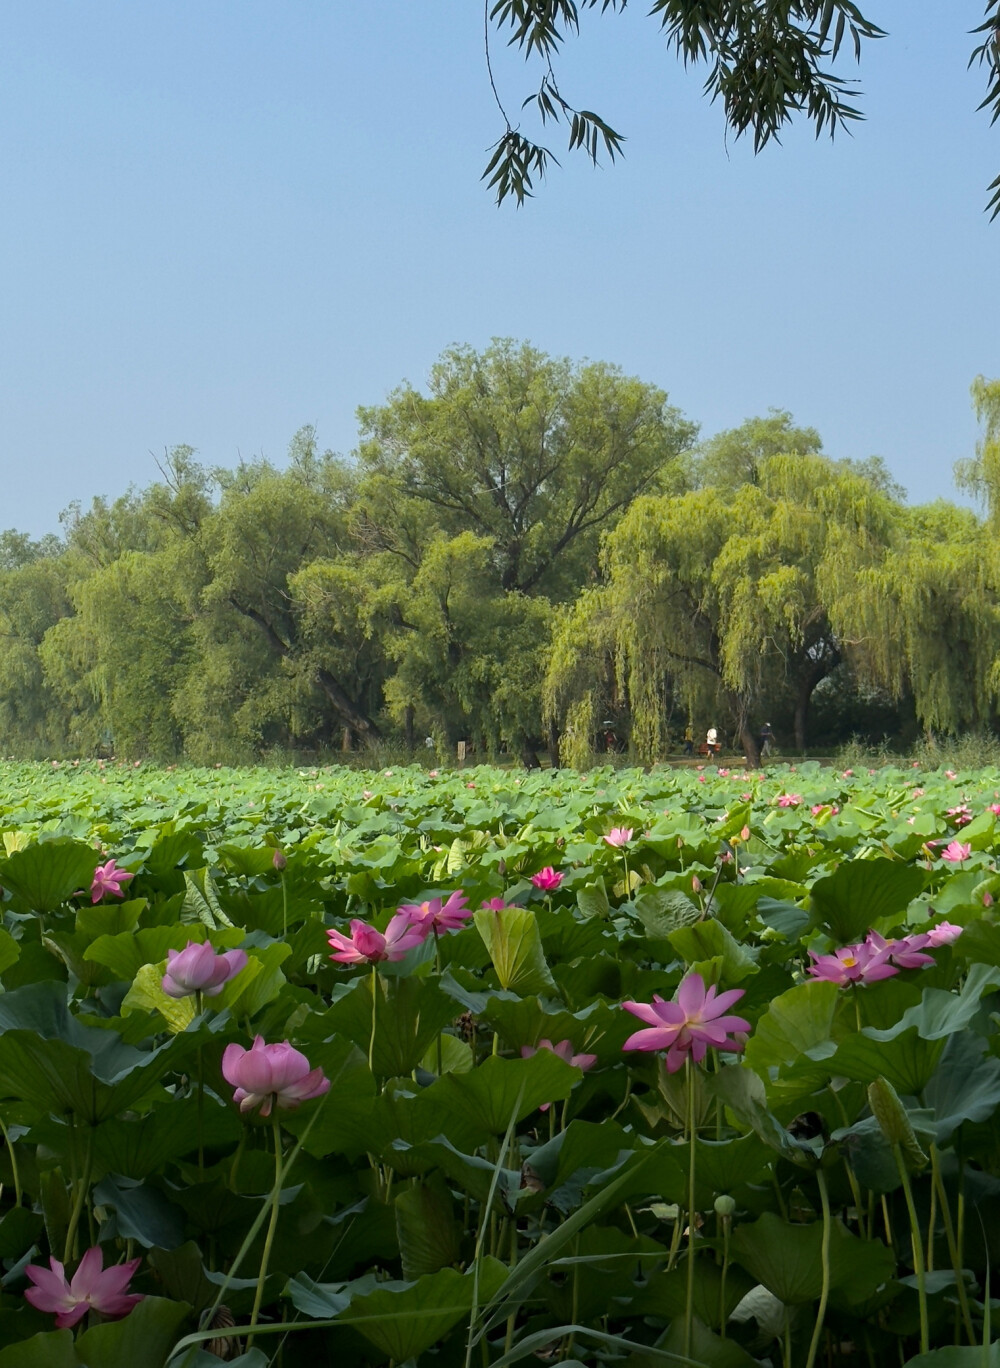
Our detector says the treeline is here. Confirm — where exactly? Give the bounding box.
[2,341,998,768]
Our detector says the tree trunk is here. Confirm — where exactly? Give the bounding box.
[520,744,541,770]
[404,705,415,754]
[740,723,760,769]
[341,727,352,752]
[793,689,809,755]
[547,717,561,770]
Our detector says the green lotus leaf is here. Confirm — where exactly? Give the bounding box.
[810,857,926,943]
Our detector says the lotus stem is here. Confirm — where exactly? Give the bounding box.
[803,1167,831,1368]
[929,1143,975,1344]
[247,1111,284,1351]
[368,964,378,1077]
[894,1144,929,1355]
[63,1123,94,1265]
[0,1117,22,1208]
[684,1056,697,1361]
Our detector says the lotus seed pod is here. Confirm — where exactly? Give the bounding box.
[714,1194,736,1217]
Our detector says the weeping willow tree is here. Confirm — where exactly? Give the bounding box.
[825,500,1000,737]
[545,453,903,763]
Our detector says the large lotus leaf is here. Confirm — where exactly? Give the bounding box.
[461,991,627,1058]
[85,926,197,982]
[176,1354,268,1368]
[387,1136,520,1203]
[810,858,926,943]
[668,918,758,984]
[0,928,20,978]
[317,973,459,1079]
[134,822,205,875]
[827,1027,945,1094]
[924,1031,1000,1142]
[395,1173,462,1279]
[74,1295,190,1368]
[629,1259,756,1332]
[707,1065,813,1161]
[88,1095,240,1178]
[956,918,1000,968]
[120,963,196,1032]
[279,1035,377,1159]
[0,980,194,1122]
[0,1331,77,1368]
[527,1119,637,1192]
[744,980,839,1074]
[902,1347,1000,1367]
[76,898,144,940]
[414,1050,580,1143]
[287,1261,507,1361]
[867,965,1000,1042]
[0,838,101,914]
[656,1315,760,1368]
[216,942,290,1018]
[730,1212,894,1305]
[93,1174,186,1249]
[474,906,556,995]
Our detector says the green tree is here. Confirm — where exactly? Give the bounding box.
[0,555,73,753]
[356,340,695,600]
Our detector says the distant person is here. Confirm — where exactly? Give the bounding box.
[683,723,694,756]
[759,722,774,759]
[706,726,719,755]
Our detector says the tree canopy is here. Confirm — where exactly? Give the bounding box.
[481,2,1000,215]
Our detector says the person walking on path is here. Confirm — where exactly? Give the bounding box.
[683,723,694,756]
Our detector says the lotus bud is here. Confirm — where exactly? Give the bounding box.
[714,1194,736,1218]
[272,849,287,871]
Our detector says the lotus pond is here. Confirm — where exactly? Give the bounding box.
[0,757,999,1367]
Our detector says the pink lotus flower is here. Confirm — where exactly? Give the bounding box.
[718,767,730,776]
[480,897,511,911]
[397,891,471,935]
[947,804,972,827]
[25,1248,142,1328]
[925,920,963,947]
[90,859,134,903]
[604,827,633,847]
[162,942,248,999]
[989,803,1000,817]
[940,841,972,863]
[221,1036,330,1116]
[811,804,826,817]
[740,792,752,801]
[865,930,934,970]
[842,769,854,778]
[327,913,427,965]
[697,774,707,784]
[807,941,897,986]
[740,825,751,841]
[777,794,801,808]
[984,890,995,908]
[622,972,750,1073]
[691,875,702,892]
[531,867,564,891]
[912,788,925,798]
[521,1038,598,1109]
[945,770,957,780]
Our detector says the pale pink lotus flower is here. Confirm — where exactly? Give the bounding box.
[912,788,926,798]
[604,827,633,848]
[480,897,510,911]
[777,794,801,808]
[718,767,730,776]
[925,921,963,947]
[947,804,972,827]
[428,769,439,777]
[90,859,134,903]
[221,1036,330,1116]
[864,930,934,971]
[622,972,750,1073]
[810,804,827,817]
[807,941,897,986]
[989,803,1000,816]
[940,841,972,863]
[945,769,958,780]
[842,769,854,778]
[530,867,564,891]
[397,891,471,935]
[162,942,248,999]
[984,890,995,908]
[521,1038,597,1109]
[691,875,702,892]
[25,1247,142,1328]
[362,789,374,800]
[740,825,751,841]
[327,913,427,965]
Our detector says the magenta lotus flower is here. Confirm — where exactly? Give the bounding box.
[622,972,750,1073]
[221,1036,330,1116]
[162,941,248,999]
[397,891,471,935]
[25,1248,142,1328]
[940,841,972,863]
[481,897,511,911]
[807,941,897,986]
[531,867,564,891]
[521,1038,597,1109]
[604,827,633,848]
[989,803,1000,816]
[925,920,963,946]
[777,793,801,808]
[865,930,934,971]
[90,859,134,903]
[327,912,427,964]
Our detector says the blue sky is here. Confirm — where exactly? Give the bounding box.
[2,2,998,535]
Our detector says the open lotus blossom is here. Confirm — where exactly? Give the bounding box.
[222,1036,330,1116]
[864,930,935,971]
[945,769,958,779]
[925,920,964,946]
[327,913,427,965]
[480,897,511,911]
[397,890,470,935]
[530,867,564,891]
[947,804,973,826]
[162,941,248,999]
[776,794,802,808]
[604,827,633,848]
[622,972,750,1073]
[25,1248,143,1328]
[90,859,134,903]
[807,941,897,986]
[940,840,972,863]
[989,803,1000,816]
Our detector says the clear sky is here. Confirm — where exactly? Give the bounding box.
[2,2,998,536]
